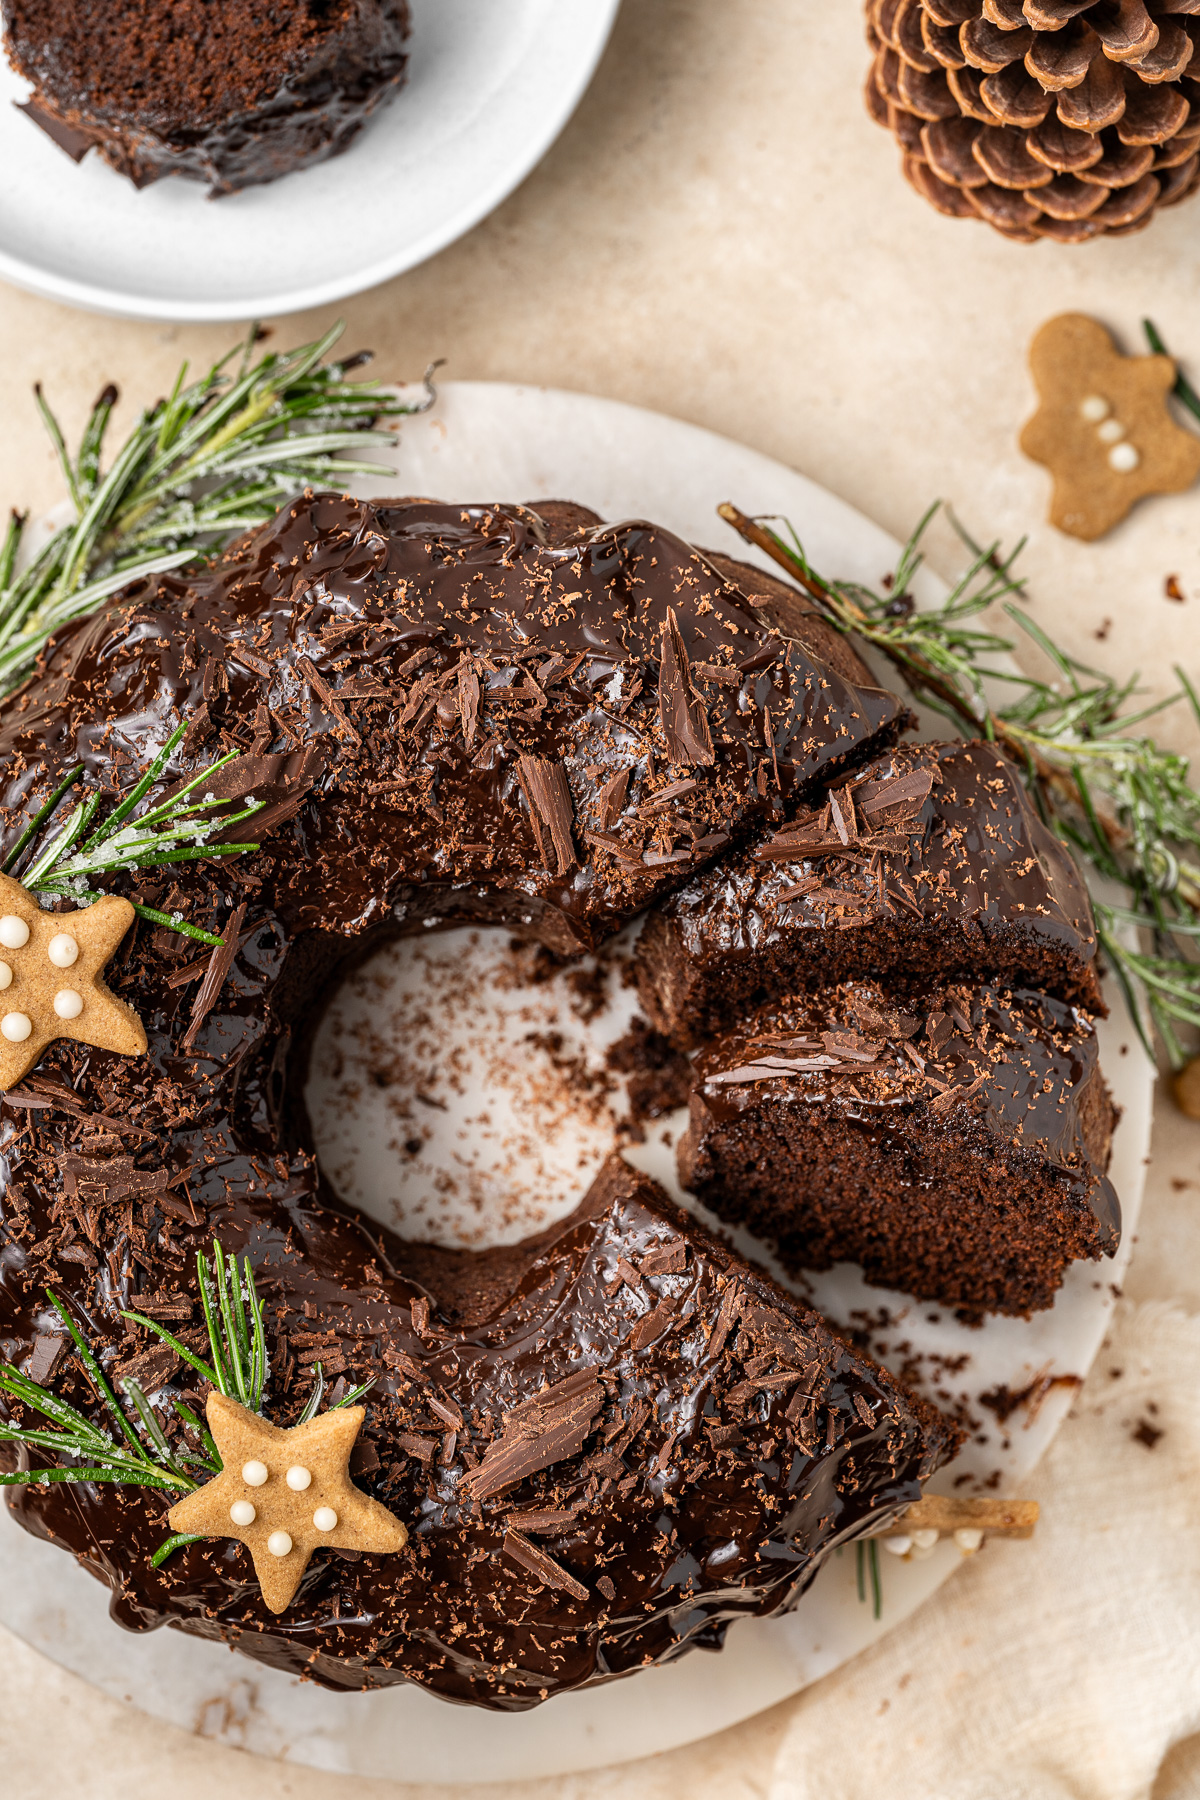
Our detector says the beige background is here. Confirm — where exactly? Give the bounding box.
[1,2,1200,1794]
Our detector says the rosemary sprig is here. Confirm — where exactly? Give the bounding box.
[718,500,1200,1066]
[0,321,418,698]
[0,1290,202,1498]
[856,1537,883,1619]
[0,1239,372,1567]
[1143,317,1200,428]
[2,719,264,946]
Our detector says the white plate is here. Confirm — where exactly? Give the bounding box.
[0,1,619,321]
[0,383,1154,1782]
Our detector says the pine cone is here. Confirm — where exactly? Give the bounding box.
[865,0,1200,242]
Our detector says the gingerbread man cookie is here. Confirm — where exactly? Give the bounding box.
[1020,314,1200,542]
[168,1392,409,1613]
[0,873,146,1088]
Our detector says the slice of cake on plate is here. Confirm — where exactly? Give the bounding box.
[1,0,412,195]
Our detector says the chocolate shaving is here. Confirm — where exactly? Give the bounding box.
[798,887,870,909]
[25,1335,66,1385]
[395,645,438,682]
[503,1530,589,1603]
[593,768,630,832]
[517,756,577,877]
[117,1341,183,1392]
[457,661,481,750]
[504,1505,582,1535]
[62,1154,171,1204]
[462,1368,603,1501]
[658,608,715,767]
[228,642,272,680]
[852,1392,876,1429]
[396,1432,437,1463]
[129,1293,192,1321]
[296,655,362,747]
[638,1239,686,1278]
[828,785,856,845]
[929,1070,989,1114]
[706,1056,841,1085]
[706,1283,742,1362]
[640,778,700,814]
[820,1030,877,1062]
[180,902,247,1052]
[166,916,261,988]
[857,767,936,816]
[726,1369,809,1407]
[427,1392,464,1431]
[628,1297,677,1352]
[583,830,643,865]
[334,679,390,700]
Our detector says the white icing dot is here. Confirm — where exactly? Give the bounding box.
[1080,394,1110,423]
[229,1500,257,1526]
[267,1530,293,1558]
[241,1460,269,1487]
[955,1527,984,1554]
[881,1534,912,1556]
[1097,417,1125,444]
[53,989,83,1020]
[47,933,79,968]
[0,915,29,949]
[312,1506,338,1532]
[1109,441,1140,472]
[1,1013,31,1042]
[910,1527,940,1550]
[0,964,12,992]
[285,1464,312,1491]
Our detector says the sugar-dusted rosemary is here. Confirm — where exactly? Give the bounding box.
[0,321,417,698]
[0,1239,370,1567]
[717,493,1200,1065]
[2,719,264,946]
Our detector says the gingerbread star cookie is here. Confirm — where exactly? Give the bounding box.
[167,1392,409,1614]
[0,873,146,1088]
[1020,314,1200,542]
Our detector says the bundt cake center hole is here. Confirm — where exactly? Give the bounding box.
[305,925,649,1250]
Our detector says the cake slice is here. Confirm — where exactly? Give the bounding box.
[680,981,1120,1321]
[2,0,411,196]
[635,739,1104,1046]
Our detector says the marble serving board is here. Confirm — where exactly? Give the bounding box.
[0,383,1153,1783]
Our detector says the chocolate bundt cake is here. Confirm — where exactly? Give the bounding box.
[0,494,957,1707]
[680,979,1119,1322]
[635,739,1105,1049]
[1,0,411,195]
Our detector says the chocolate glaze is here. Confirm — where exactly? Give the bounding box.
[636,740,1104,1045]
[2,0,411,196]
[0,496,947,1708]
[682,979,1119,1319]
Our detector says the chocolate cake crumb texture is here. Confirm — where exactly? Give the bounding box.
[682,976,1120,1322]
[2,0,413,195]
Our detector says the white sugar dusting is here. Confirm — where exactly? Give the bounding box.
[306,925,646,1248]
